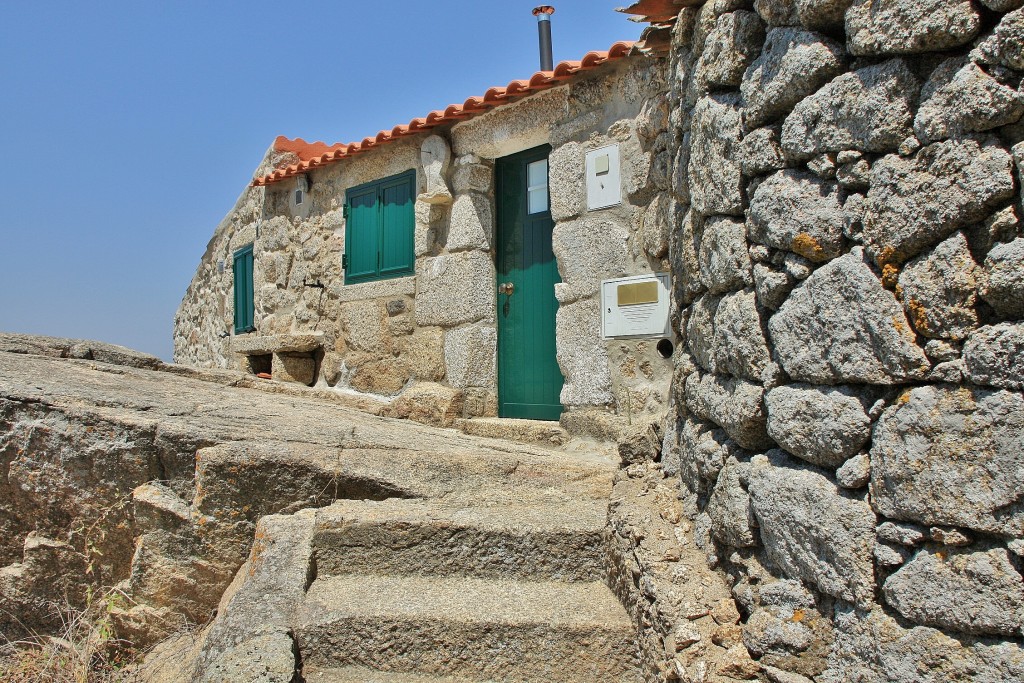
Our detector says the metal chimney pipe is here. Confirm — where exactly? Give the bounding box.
[533,6,555,72]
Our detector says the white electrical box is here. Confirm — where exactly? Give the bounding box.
[586,144,621,210]
[601,273,671,339]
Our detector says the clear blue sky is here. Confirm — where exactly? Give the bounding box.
[0,1,642,361]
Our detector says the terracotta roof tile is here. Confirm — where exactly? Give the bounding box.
[253,41,637,186]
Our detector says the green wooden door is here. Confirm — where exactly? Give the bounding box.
[495,145,564,420]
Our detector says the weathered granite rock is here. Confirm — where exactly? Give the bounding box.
[689,94,745,216]
[557,298,613,407]
[419,135,453,205]
[707,458,758,547]
[639,193,672,260]
[963,323,1024,390]
[552,218,629,300]
[845,0,981,56]
[685,371,774,451]
[897,231,979,341]
[0,332,163,368]
[979,238,1024,319]
[272,353,315,385]
[962,203,1021,262]
[753,0,855,31]
[739,126,786,176]
[781,59,920,157]
[447,192,492,251]
[871,385,1024,536]
[753,263,794,311]
[821,606,1024,683]
[915,56,1024,144]
[748,170,846,262]
[698,216,753,294]
[765,384,871,468]
[979,0,1024,9]
[835,452,871,489]
[443,324,495,389]
[679,416,733,504]
[549,142,584,222]
[741,28,846,129]
[451,155,492,194]
[883,547,1024,637]
[836,158,871,190]
[877,521,927,547]
[670,207,707,307]
[976,8,1024,71]
[687,289,772,381]
[415,251,495,327]
[769,251,929,384]
[398,327,445,383]
[694,11,766,91]
[863,137,1016,266]
[748,451,876,606]
[381,382,464,427]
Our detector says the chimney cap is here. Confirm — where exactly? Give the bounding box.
[532,5,555,16]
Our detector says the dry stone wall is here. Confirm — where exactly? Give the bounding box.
[646,1,1024,680]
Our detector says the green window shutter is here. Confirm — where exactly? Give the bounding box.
[380,171,415,277]
[344,170,415,284]
[233,245,254,334]
[345,186,380,282]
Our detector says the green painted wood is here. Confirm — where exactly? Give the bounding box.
[233,244,254,334]
[380,172,415,277]
[496,146,564,421]
[345,185,379,282]
[344,170,415,284]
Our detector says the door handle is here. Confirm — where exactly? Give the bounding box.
[498,282,515,295]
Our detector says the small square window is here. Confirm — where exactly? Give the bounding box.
[527,159,549,214]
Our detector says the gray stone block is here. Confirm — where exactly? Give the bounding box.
[768,251,929,384]
[846,0,981,56]
[915,56,1024,144]
[748,451,876,607]
[415,251,495,328]
[749,170,846,262]
[871,385,1024,536]
[897,231,980,341]
[781,59,920,156]
[963,322,1024,390]
[741,27,846,129]
[883,547,1024,637]
[863,137,1015,266]
[766,384,871,468]
[689,94,745,216]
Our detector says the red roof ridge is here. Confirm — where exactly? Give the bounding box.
[253,40,637,186]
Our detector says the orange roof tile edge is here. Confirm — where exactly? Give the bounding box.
[617,0,702,24]
[253,41,637,187]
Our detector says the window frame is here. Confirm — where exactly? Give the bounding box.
[343,169,416,285]
[232,243,255,334]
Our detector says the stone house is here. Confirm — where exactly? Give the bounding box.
[174,37,676,429]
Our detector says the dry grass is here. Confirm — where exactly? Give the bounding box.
[1,589,140,683]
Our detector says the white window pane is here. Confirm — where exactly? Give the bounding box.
[528,187,548,214]
[528,159,548,187]
[527,159,548,214]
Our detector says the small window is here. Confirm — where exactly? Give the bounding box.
[344,170,415,284]
[527,159,549,214]
[233,244,255,334]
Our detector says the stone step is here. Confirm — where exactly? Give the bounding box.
[313,499,609,582]
[295,574,641,683]
[455,417,568,448]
